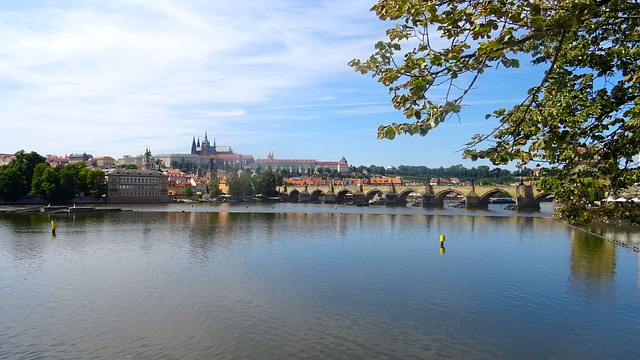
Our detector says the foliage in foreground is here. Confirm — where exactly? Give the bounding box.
[350,0,640,223]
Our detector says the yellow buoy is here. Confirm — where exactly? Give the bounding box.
[440,234,445,243]
[51,220,57,236]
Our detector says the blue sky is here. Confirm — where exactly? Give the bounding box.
[0,0,542,169]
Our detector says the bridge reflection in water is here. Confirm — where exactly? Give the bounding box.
[277,183,549,211]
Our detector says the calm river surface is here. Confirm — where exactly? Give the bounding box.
[1,203,639,359]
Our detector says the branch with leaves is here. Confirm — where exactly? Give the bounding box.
[351,0,640,224]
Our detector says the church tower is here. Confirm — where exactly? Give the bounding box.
[142,146,153,170]
[191,137,197,155]
[201,132,210,156]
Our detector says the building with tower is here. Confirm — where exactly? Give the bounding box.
[190,132,233,156]
[152,132,253,178]
[106,147,170,203]
[253,152,349,175]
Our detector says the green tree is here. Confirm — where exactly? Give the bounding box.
[350,0,640,224]
[29,163,50,198]
[6,150,46,195]
[32,166,62,202]
[275,173,284,187]
[226,173,253,200]
[208,176,224,196]
[83,168,106,198]
[251,171,278,197]
[58,168,78,201]
[184,186,194,198]
[66,162,87,178]
[0,167,26,201]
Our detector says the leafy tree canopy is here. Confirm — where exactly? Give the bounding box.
[6,150,46,194]
[350,0,640,224]
[0,167,26,201]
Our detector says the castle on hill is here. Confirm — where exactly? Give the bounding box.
[190,132,233,156]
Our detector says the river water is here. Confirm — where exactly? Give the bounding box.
[1,203,639,359]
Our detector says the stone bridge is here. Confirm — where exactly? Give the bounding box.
[277,183,550,211]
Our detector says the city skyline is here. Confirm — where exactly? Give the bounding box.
[1,1,543,169]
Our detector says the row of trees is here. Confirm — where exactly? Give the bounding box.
[0,150,106,203]
[225,171,282,200]
[352,164,534,185]
[251,163,533,184]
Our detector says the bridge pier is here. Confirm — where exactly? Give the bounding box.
[278,185,290,202]
[422,185,443,208]
[384,184,405,206]
[298,186,310,203]
[323,193,336,203]
[352,192,367,206]
[323,183,336,204]
[422,194,443,207]
[465,190,488,209]
[516,185,541,211]
[385,193,406,206]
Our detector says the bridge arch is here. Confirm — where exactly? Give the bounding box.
[335,189,352,204]
[478,188,517,203]
[433,188,467,203]
[365,189,384,201]
[534,192,552,202]
[288,189,300,203]
[396,189,417,203]
[309,189,324,202]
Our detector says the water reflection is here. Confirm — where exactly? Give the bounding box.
[1,209,639,359]
[0,214,52,266]
[569,228,616,298]
[584,221,640,248]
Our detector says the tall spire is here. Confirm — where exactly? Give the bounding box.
[191,136,197,154]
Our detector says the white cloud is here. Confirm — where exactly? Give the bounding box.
[0,1,533,167]
[191,109,246,118]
